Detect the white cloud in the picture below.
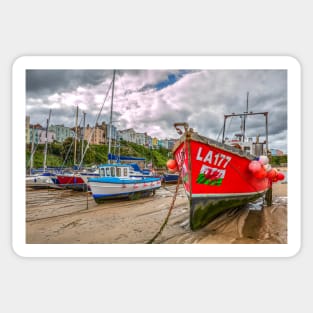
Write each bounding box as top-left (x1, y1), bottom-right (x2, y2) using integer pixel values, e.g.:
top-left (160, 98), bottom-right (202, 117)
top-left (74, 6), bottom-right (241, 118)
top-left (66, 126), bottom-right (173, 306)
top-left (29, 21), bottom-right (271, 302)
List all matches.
top-left (26, 69), bottom-right (287, 152)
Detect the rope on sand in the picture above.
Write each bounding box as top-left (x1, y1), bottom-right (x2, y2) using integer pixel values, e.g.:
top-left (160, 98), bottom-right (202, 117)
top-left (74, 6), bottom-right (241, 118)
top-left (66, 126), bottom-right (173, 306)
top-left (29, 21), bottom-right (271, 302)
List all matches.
top-left (146, 177), bottom-right (181, 244)
top-left (147, 146), bottom-right (186, 244)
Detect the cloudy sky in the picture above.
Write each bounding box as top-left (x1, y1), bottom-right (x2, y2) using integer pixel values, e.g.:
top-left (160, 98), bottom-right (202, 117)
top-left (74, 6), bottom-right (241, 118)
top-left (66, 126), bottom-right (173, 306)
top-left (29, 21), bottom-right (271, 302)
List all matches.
top-left (26, 69), bottom-right (287, 152)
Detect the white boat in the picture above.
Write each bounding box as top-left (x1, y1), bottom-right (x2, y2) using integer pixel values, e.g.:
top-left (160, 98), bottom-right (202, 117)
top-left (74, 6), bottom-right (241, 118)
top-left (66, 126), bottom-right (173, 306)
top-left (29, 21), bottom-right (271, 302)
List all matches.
top-left (88, 164), bottom-right (162, 203)
top-left (86, 70), bottom-right (162, 202)
top-left (26, 172), bottom-right (59, 189)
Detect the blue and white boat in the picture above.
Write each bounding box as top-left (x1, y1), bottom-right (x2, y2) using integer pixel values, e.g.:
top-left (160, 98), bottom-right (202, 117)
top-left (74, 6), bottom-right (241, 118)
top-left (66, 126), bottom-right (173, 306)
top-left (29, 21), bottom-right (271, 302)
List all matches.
top-left (87, 70), bottom-right (161, 203)
top-left (88, 164), bottom-right (162, 203)
top-left (161, 172), bottom-right (180, 184)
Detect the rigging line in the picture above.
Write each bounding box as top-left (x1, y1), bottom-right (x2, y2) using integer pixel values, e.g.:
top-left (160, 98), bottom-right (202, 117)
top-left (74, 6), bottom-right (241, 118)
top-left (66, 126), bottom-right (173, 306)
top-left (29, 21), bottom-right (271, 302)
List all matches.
top-left (60, 116), bottom-right (84, 169)
top-left (117, 70), bottom-right (129, 98)
top-left (225, 115), bottom-right (234, 137)
top-left (61, 133), bottom-right (75, 169)
top-left (78, 77), bottom-right (114, 168)
top-left (216, 124), bottom-right (224, 141)
top-left (27, 142), bottom-right (39, 168)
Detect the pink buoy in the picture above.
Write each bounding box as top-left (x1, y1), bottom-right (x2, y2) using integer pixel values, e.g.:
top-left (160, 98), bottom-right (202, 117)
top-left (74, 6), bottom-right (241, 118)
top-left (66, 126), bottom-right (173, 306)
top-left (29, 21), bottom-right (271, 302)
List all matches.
top-left (259, 155), bottom-right (269, 165)
top-left (248, 160), bottom-right (262, 173)
top-left (253, 167), bottom-right (267, 179)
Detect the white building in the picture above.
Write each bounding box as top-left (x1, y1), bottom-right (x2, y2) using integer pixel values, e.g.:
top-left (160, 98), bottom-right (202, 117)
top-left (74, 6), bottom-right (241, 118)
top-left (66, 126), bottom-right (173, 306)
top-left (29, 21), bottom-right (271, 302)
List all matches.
top-left (118, 128), bottom-right (137, 143)
top-left (134, 132), bottom-right (146, 145)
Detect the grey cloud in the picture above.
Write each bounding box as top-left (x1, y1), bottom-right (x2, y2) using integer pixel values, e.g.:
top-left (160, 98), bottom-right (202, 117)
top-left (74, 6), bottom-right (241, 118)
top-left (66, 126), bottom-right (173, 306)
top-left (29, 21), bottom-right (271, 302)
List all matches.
top-left (26, 70), bottom-right (110, 97)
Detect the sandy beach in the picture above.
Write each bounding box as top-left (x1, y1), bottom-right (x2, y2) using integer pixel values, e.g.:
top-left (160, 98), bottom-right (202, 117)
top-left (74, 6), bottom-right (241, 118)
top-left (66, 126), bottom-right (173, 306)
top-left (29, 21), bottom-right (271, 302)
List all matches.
top-left (26, 181), bottom-right (287, 244)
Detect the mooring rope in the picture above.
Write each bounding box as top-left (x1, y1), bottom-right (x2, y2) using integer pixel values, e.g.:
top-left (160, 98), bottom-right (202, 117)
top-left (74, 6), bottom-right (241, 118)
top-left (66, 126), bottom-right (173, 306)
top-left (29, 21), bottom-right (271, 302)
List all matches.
top-left (147, 147), bottom-right (186, 244)
top-left (146, 176), bottom-right (182, 244)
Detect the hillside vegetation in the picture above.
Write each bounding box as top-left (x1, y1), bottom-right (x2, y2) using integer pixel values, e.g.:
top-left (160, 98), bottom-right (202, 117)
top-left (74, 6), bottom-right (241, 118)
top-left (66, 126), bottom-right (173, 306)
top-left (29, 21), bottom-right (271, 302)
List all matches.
top-left (26, 138), bottom-right (288, 170)
top-left (26, 139), bottom-right (171, 169)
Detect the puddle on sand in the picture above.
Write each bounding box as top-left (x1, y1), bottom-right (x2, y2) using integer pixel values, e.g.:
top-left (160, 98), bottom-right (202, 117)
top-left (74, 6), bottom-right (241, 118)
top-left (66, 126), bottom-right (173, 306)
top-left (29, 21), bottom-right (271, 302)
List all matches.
top-left (163, 192), bottom-right (287, 244)
top-left (246, 198), bottom-right (265, 211)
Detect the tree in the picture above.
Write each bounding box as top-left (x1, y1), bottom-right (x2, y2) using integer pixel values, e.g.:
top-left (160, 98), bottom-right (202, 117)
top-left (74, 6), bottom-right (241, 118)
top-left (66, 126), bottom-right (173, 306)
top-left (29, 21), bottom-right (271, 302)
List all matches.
top-left (61, 137), bottom-right (75, 165)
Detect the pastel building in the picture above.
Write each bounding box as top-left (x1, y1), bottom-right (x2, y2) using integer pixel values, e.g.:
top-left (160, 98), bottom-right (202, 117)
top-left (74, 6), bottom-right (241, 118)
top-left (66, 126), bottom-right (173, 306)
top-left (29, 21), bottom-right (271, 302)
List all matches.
top-left (106, 123), bottom-right (117, 143)
top-left (29, 124), bottom-right (56, 144)
top-left (26, 116), bottom-right (30, 143)
top-left (152, 137), bottom-right (158, 148)
top-left (145, 135), bottom-right (152, 147)
top-left (83, 123), bottom-right (106, 145)
top-left (49, 124), bottom-right (73, 142)
top-left (135, 132), bottom-right (146, 145)
top-left (270, 148), bottom-right (285, 156)
top-left (158, 139), bottom-right (169, 149)
top-left (167, 139), bottom-right (177, 150)
top-left (118, 128), bottom-right (137, 143)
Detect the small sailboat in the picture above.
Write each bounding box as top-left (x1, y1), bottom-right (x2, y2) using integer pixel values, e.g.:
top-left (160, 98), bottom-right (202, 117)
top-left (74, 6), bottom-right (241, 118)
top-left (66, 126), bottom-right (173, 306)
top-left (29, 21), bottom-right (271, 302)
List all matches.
top-left (26, 110), bottom-right (60, 189)
top-left (55, 171), bottom-right (88, 191)
top-left (88, 70), bottom-right (162, 202)
top-left (26, 172), bottom-right (59, 189)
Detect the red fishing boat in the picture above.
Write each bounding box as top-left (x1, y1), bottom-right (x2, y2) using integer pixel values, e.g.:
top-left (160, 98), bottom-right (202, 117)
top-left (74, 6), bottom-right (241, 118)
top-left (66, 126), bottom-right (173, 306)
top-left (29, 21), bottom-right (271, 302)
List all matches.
top-left (172, 111), bottom-right (283, 230)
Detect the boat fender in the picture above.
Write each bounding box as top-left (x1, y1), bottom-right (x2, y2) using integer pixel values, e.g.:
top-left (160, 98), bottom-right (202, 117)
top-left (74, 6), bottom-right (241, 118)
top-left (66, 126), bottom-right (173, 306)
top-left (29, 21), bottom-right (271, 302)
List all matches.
top-left (259, 155), bottom-right (269, 165)
top-left (166, 159), bottom-right (178, 172)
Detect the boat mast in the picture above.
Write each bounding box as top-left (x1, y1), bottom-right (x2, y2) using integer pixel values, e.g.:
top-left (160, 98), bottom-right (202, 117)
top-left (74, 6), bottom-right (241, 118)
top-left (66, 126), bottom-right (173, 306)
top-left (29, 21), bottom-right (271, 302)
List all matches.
top-left (30, 124), bottom-right (35, 175)
top-left (78, 76), bottom-right (114, 169)
top-left (74, 105), bottom-right (79, 165)
top-left (81, 111), bottom-right (86, 166)
top-left (243, 92), bottom-right (249, 141)
top-left (43, 109), bottom-right (52, 172)
top-left (108, 69), bottom-right (116, 164)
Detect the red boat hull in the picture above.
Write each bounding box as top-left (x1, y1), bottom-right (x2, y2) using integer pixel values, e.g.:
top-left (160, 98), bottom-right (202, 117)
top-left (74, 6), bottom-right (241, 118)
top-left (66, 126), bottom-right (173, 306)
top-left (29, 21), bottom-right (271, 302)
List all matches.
top-left (173, 132), bottom-right (270, 230)
top-left (56, 174), bottom-right (87, 191)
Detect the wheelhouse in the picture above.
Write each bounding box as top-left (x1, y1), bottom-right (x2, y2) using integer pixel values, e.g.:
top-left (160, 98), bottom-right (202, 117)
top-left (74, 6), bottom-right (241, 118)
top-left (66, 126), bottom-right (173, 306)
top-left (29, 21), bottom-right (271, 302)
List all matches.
top-left (98, 164), bottom-right (130, 178)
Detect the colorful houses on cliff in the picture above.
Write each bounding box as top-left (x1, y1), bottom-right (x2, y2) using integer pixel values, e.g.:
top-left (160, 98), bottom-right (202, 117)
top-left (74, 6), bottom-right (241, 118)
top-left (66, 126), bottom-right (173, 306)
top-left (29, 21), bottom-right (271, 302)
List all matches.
top-left (25, 116), bottom-right (177, 150)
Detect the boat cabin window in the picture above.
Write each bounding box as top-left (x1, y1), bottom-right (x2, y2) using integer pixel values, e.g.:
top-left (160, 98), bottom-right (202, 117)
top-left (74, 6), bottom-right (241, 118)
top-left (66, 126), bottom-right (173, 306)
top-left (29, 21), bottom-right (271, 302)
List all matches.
top-left (114, 167), bottom-right (129, 177)
top-left (99, 168), bottom-right (106, 177)
top-left (106, 167), bottom-right (111, 176)
top-left (123, 168), bottom-right (128, 177)
top-left (110, 167), bottom-right (116, 177)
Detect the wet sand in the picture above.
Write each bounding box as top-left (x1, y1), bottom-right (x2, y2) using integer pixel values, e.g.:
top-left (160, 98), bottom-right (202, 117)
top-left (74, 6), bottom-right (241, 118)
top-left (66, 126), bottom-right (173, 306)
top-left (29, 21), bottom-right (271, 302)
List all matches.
top-left (26, 183), bottom-right (287, 244)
